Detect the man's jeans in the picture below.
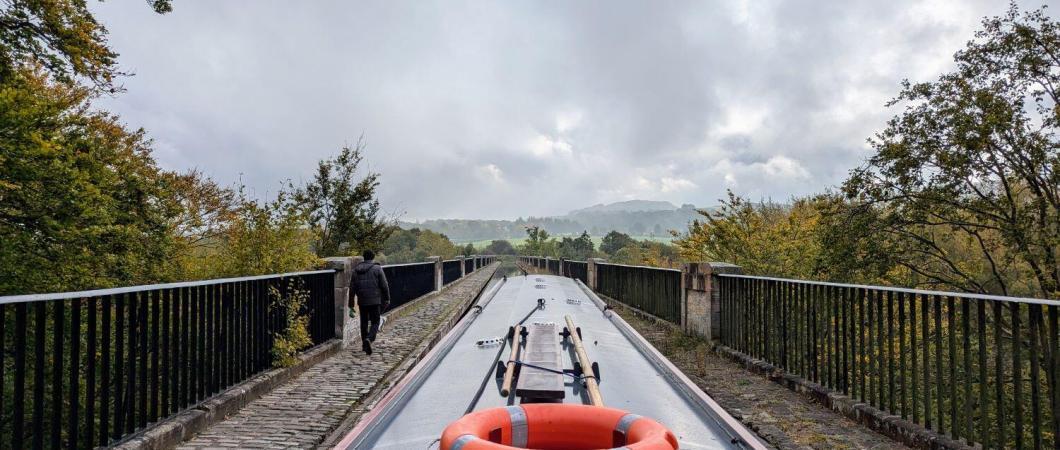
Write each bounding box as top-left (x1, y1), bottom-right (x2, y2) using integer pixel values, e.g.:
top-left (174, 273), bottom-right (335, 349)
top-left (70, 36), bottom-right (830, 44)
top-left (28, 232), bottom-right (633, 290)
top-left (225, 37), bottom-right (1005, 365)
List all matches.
top-left (359, 304), bottom-right (382, 343)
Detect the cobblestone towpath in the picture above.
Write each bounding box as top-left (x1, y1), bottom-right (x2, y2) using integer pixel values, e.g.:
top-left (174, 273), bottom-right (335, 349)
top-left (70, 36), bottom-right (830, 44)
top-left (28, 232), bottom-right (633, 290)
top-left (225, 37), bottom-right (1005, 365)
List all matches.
top-left (617, 304), bottom-right (909, 450)
top-left (177, 265), bottom-right (499, 449)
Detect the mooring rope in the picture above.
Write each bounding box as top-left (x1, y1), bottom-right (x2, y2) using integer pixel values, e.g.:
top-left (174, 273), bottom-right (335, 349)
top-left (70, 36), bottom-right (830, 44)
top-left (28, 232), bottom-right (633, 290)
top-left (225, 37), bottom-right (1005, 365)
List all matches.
top-left (463, 302), bottom-right (543, 414)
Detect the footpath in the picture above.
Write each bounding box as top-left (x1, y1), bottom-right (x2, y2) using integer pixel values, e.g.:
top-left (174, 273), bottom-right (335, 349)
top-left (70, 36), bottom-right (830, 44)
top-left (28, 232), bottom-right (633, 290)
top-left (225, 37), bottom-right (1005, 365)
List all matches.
top-left (175, 265), bottom-right (498, 449)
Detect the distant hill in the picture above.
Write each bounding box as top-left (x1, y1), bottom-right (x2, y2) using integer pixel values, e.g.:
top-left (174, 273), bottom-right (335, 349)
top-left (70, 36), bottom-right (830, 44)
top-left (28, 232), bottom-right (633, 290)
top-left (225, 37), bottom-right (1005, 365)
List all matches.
top-left (568, 200), bottom-right (677, 215)
top-left (400, 200), bottom-right (713, 243)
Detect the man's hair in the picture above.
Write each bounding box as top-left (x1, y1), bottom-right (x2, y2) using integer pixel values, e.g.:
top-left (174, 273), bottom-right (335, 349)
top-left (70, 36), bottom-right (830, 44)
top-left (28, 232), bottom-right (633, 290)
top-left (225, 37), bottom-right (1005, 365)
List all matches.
top-left (362, 249), bottom-right (375, 260)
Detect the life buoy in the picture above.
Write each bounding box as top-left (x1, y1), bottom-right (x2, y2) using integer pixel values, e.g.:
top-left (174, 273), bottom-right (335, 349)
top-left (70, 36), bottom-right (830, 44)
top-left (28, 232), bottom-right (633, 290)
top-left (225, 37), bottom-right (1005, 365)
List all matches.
top-left (440, 404), bottom-right (678, 450)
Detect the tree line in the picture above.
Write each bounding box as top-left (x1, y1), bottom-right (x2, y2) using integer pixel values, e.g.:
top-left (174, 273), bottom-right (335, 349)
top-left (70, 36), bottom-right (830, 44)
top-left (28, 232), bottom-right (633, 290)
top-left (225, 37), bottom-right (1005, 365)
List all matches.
top-left (0, 2), bottom-right (392, 296)
top-left (676, 5), bottom-right (1058, 300)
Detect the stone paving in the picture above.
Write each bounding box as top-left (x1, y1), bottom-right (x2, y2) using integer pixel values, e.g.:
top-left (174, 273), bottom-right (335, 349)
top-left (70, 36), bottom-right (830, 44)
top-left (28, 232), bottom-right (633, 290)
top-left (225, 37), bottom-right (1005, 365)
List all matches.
top-left (177, 265), bottom-right (498, 449)
top-left (616, 304), bottom-right (909, 450)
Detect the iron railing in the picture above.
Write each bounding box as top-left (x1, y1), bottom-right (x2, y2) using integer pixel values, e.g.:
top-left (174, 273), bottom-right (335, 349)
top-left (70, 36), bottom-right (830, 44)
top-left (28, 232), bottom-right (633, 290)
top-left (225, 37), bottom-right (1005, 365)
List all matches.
top-left (381, 262), bottom-right (436, 311)
top-left (464, 258), bottom-right (474, 274)
top-left (547, 259), bottom-right (560, 275)
top-left (717, 274), bottom-right (1060, 449)
top-left (442, 260), bottom-right (462, 285)
top-left (0, 270), bottom-right (335, 448)
top-left (596, 263), bottom-right (682, 323)
top-left (565, 261), bottom-right (588, 284)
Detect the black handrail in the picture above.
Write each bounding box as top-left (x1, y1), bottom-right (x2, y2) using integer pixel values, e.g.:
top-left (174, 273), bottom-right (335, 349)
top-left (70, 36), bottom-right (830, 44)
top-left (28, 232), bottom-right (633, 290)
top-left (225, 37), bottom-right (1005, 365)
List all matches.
top-left (0, 271), bottom-right (335, 448)
top-left (716, 275), bottom-right (1059, 449)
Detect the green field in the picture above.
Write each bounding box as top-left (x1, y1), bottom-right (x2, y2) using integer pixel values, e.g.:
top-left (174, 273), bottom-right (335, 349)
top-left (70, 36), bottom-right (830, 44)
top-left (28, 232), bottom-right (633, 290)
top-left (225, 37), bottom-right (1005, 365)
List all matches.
top-left (459, 234), bottom-right (675, 249)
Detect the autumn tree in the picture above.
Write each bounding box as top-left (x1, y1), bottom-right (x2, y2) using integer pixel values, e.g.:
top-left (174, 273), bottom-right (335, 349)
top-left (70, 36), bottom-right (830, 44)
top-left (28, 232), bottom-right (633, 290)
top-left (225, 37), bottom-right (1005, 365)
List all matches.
top-left (557, 231), bottom-right (595, 260)
top-left (520, 225), bottom-right (556, 256)
top-left (600, 230), bottom-right (636, 255)
top-left (843, 4), bottom-right (1060, 298)
top-left (0, 68), bottom-right (176, 294)
top-left (0, 0), bottom-right (171, 92)
top-left (292, 138), bottom-right (392, 257)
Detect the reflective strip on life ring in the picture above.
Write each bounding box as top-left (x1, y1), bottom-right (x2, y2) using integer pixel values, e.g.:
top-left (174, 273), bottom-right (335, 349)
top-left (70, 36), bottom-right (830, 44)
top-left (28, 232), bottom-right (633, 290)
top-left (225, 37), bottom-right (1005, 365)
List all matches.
top-left (439, 404), bottom-right (678, 450)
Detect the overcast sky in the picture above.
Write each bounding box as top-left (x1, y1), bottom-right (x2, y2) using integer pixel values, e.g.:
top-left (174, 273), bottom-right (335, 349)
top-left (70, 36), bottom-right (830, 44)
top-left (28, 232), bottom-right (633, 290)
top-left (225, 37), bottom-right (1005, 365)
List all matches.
top-left (90, 1), bottom-right (1045, 220)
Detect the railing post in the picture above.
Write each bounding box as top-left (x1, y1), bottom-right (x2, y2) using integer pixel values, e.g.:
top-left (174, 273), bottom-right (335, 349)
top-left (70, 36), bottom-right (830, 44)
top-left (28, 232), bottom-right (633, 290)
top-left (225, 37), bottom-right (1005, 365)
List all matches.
top-left (324, 256), bottom-right (356, 348)
top-left (682, 262), bottom-right (742, 341)
top-left (587, 258), bottom-right (605, 290)
top-left (458, 255), bottom-right (466, 277)
top-left (428, 256), bottom-right (443, 291)
top-left (559, 258), bottom-right (567, 277)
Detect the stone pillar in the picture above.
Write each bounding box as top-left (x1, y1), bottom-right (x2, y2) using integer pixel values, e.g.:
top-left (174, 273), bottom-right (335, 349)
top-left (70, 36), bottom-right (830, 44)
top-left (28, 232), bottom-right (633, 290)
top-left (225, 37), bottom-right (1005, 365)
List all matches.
top-left (683, 262), bottom-right (742, 341)
top-left (325, 256), bottom-right (356, 348)
top-left (428, 256), bottom-right (443, 291)
top-left (587, 258), bottom-right (606, 290)
top-left (458, 256), bottom-right (466, 277)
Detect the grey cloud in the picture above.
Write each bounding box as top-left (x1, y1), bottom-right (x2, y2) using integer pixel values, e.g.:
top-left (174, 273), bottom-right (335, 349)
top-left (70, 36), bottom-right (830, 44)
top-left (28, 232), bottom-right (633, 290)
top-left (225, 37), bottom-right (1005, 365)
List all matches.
top-left (90, 0), bottom-right (1047, 220)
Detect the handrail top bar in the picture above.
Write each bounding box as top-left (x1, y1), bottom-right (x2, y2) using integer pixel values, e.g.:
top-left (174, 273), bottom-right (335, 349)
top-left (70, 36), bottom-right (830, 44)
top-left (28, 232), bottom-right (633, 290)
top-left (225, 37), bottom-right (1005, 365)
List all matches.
top-left (0, 269), bottom-right (336, 305)
top-left (718, 273), bottom-right (1060, 306)
top-left (382, 261), bottom-right (436, 269)
top-left (597, 261), bottom-right (682, 273)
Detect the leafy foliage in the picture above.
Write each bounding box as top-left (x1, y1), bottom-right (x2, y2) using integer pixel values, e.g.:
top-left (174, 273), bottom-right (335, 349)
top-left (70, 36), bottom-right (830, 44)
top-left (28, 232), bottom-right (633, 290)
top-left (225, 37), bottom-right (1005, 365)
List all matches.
top-left (382, 227), bottom-right (459, 263)
top-left (0, 67), bottom-right (176, 295)
top-left (556, 231), bottom-right (595, 260)
top-left (518, 225), bottom-right (556, 256)
top-left (269, 280), bottom-right (313, 368)
top-left (292, 138), bottom-right (392, 258)
top-left (843, 4), bottom-right (1059, 298)
top-left (0, 0), bottom-right (169, 93)
top-left (483, 239), bottom-right (517, 255)
top-left (600, 230), bottom-right (637, 255)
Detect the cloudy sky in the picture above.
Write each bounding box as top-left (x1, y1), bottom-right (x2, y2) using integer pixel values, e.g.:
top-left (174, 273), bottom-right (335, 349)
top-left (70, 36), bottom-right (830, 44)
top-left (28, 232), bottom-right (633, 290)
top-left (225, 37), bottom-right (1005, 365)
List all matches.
top-left (90, 1), bottom-right (1045, 220)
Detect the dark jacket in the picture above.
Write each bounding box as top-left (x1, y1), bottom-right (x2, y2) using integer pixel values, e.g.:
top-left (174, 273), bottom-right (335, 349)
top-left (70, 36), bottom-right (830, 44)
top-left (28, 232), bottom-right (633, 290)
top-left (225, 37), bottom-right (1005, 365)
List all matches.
top-left (352, 260), bottom-right (390, 307)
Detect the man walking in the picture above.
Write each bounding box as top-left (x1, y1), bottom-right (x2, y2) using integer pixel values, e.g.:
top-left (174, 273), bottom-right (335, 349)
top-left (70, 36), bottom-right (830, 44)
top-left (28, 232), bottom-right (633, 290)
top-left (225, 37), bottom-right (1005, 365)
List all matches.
top-left (350, 249), bottom-right (390, 355)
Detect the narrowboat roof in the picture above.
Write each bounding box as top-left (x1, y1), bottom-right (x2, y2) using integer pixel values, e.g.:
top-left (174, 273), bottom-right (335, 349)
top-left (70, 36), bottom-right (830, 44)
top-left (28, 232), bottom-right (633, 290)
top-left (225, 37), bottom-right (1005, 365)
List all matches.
top-left (335, 274), bottom-right (765, 449)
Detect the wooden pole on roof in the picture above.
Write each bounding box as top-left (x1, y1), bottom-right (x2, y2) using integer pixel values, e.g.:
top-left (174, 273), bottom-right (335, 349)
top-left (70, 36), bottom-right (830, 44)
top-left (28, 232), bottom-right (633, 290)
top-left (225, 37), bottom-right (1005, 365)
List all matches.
top-left (564, 315), bottom-right (604, 406)
top-left (500, 325), bottom-right (523, 397)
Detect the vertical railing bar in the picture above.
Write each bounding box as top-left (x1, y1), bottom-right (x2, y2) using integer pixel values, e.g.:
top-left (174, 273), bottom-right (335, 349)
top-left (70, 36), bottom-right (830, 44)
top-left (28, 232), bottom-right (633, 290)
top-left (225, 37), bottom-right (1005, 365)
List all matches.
top-left (126, 293), bottom-right (137, 434)
top-left (924, 295), bottom-right (933, 430)
top-left (33, 301), bottom-right (46, 450)
top-left (14, 303), bottom-right (27, 450)
top-left (899, 291), bottom-right (907, 419)
top-left (935, 294), bottom-right (945, 434)
top-left (50, 300), bottom-right (65, 449)
top-left (1048, 305), bottom-right (1059, 450)
top-left (161, 289), bottom-right (170, 417)
top-left (68, 298), bottom-right (82, 449)
top-left (962, 298), bottom-right (972, 445)
top-left (100, 296), bottom-right (112, 446)
top-left (842, 286), bottom-right (850, 395)
top-left (197, 284), bottom-right (206, 402)
top-left (911, 293), bottom-right (919, 425)
top-left (948, 296), bottom-right (958, 441)
top-left (139, 291), bottom-right (149, 430)
top-left (0, 305), bottom-right (5, 449)
top-left (1030, 304), bottom-right (1042, 450)
top-left (86, 297), bottom-right (98, 448)
top-left (151, 289), bottom-right (160, 424)
top-left (888, 290), bottom-right (896, 415)
top-left (1014, 301), bottom-right (1024, 449)
top-left (995, 300), bottom-right (1007, 447)
top-left (863, 288), bottom-right (870, 405)
top-left (978, 299), bottom-right (989, 448)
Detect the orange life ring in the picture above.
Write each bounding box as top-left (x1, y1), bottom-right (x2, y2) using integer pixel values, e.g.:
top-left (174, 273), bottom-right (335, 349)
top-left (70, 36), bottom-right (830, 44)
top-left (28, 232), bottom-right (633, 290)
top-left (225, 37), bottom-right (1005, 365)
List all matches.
top-left (440, 404), bottom-right (678, 450)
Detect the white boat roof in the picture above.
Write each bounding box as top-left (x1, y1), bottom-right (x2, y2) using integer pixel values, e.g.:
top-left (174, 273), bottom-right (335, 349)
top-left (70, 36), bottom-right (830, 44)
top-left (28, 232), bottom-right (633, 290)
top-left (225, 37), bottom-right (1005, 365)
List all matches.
top-left (336, 274), bottom-right (765, 449)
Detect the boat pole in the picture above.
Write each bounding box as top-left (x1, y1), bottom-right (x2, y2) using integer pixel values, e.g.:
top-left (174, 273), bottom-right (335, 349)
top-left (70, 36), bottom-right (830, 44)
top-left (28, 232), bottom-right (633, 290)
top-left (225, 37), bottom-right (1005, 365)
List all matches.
top-left (500, 325), bottom-right (523, 397)
top-left (564, 315), bottom-right (604, 406)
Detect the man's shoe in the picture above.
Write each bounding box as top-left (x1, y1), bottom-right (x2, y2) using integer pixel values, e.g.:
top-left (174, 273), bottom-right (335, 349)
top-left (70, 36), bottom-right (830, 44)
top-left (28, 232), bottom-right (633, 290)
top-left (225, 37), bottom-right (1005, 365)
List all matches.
top-left (363, 340), bottom-right (373, 355)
